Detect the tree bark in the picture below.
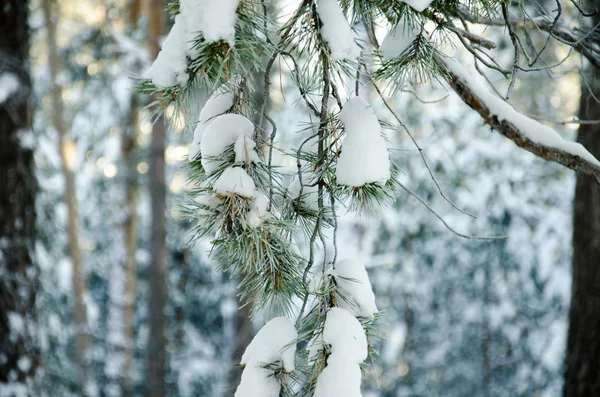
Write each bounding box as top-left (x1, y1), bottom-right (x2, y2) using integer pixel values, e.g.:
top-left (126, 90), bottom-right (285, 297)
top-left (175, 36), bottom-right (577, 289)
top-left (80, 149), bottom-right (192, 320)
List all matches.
top-left (0, 0), bottom-right (39, 392)
top-left (41, 0), bottom-right (90, 389)
top-left (564, 10), bottom-right (600, 395)
top-left (228, 297), bottom-right (254, 391)
top-left (146, 1), bottom-right (168, 396)
top-left (121, 1), bottom-right (142, 393)
top-left (564, 1), bottom-right (600, 393)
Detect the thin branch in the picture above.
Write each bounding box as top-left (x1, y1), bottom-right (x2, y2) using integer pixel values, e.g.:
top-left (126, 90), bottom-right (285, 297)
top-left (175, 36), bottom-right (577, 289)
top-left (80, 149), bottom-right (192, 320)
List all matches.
top-left (397, 182), bottom-right (507, 240)
top-left (366, 72), bottom-right (477, 219)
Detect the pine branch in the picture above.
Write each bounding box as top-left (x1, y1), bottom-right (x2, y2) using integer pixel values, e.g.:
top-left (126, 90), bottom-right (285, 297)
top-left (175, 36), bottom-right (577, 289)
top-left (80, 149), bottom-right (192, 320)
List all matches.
top-left (443, 58), bottom-right (600, 183)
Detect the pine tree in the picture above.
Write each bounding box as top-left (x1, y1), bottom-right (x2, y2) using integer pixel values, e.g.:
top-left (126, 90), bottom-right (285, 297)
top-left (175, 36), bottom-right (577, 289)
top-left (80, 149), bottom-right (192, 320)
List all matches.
top-left (140, 0), bottom-right (600, 395)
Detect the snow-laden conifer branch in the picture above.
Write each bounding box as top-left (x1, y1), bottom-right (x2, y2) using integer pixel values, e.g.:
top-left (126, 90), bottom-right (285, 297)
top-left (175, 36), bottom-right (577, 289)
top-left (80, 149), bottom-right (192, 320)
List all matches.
top-left (442, 57), bottom-right (600, 183)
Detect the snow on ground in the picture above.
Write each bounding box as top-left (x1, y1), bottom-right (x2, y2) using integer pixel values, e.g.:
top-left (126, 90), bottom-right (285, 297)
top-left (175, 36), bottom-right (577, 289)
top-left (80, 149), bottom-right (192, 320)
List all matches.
top-left (337, 97), bottom-right (391, 186)
top-left (442, 57), bottom-right (600, 167)
top-left (316, 0), bottom-right (361, 61)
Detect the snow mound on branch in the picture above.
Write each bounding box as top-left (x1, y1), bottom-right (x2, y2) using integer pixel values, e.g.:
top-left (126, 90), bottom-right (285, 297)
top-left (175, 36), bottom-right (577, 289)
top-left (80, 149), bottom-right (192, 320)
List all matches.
top-left (247, 191), bottom-right (270, 228)
top-left (189, 88), bottom-right (235, 160)
top-left (143, 0), bottom-right (241, 88)
top-left (288, 171), bottom-right (319, 211)
top-left (235, 135), bottom-right (260, 164)
top-left (380, 22), bottom-right (420, 59)
top-left (316, 0), bottom-right (361, 61)
top-left (181, 0), bottom-right (240, 47)
top-left (332, 258), bottom-right (378, 318)
top-left (336, 97), bottom-right (391, 186)
top-left (235, 366), bottom-right (280, 397)
top-left (401, 0), bottom-right (434, 12)
top-left (213, 166), bottom-right (255, 197)
top-left (314, 355), bottom-right (363, 397)
top-left (142, 15), bottom-right (189, 88)
top-left (314, 307), bottom-right (367, 397)
top-left (235, 317), bottom-right (298, 397)
top-left (200, 113), bottom-right (254, 174)
top-left (443, 58), bottom-right (600, 168)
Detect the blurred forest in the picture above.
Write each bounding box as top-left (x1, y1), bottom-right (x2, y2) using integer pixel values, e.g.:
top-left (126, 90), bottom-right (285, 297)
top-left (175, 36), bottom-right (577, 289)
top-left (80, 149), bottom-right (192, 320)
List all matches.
top-left (1, 0), bottom-right (599, 396)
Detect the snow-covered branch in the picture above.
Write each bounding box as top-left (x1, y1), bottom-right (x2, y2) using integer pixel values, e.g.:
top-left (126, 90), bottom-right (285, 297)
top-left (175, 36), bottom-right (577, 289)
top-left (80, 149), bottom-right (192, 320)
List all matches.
top-left (442, 57), bottom-right (600, 182)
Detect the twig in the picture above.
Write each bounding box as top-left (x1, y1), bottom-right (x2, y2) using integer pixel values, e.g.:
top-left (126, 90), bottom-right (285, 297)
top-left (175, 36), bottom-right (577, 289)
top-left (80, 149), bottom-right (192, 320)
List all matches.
top-left (398, 182), bottom-right (508, 240)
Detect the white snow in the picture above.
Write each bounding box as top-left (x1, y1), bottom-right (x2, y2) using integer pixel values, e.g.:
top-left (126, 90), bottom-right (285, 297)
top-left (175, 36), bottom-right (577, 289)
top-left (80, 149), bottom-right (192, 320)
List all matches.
top-left (401, 0), bottom-right (434, 12)
top-left (288, 171), bottom-right (320, 211)
top-left (331, 258), bottom-right (378, 318)
top-left (0, 73), bottom-right (19, 104)
top-left (313, 355), bottom-right (363, 397)
top-left (337, 97), bottom-right (391, 186)
top-left (189, 88), bottom-right (235, 161)
top-left (380, 22), bottom-right (420, 59)
top-left (142, 14), bottom-right (189, 88)
top-left (213, 166), bottom-right (256, 197)
top-left (180, 0), bottom-right (240, 48)
top-left (316, 0), bottom-right (361, 61)
top-left (313, 307), bottom-right (368, 397)
top-left (322, 307), bottom-right (368, 362)
top-left (235, 317), bottom-right (298, 397)
top-left (443, 58), bottom-right (600, 167)
top-left (200, 113), bottom-right (254, 174)
top-left (246, 191), bottom-right (270, 228)
top-left (143, 0), bottom-right (241, 88)
top-left (234, 135), bottom-right (260, 164)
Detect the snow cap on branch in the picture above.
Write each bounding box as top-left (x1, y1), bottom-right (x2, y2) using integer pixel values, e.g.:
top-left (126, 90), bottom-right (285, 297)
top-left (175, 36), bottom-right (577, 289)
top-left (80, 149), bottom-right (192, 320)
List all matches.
top-left (235, 135), bottom-right (260, 164)
top-left (235, 317), bottom-right (298, 397)
top-left (316, 0), bottom-right (361, 61)
top-left (314, 307), bottom-right (368, 397)
top-left (200, 113), bottom-right (254, 174)
top-left (213, 166), bottom-right (256, 197)
top-left (142, 15), bottom-right (189, 88)
top-left (337, 97), bottom-right (391, 187)
top-left (143, 0), bottom-right (241, 88)
top-left (246, 191), bottom-right (270, 228)
top-left (180, 0), bottom-right (240, 48)
top-left (331, 258), bottom-right (378, 318)
top-left (189, 87), bottom-right (236, 160)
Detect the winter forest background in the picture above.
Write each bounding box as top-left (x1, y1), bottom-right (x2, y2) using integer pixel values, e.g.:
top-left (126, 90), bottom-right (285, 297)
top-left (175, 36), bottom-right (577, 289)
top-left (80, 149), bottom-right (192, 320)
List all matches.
top-left (1, 0), bottom-right (600, 396)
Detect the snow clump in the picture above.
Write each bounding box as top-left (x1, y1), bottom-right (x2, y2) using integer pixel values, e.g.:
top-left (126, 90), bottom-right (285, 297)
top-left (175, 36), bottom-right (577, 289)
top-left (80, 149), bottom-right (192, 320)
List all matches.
top-left (313, 307), bottom-right (368, 397)
top-left (316, 0), bottom-right (361, 61)
top-left (235, 317), bottom-right (298, 397)
top-left (336, 97), bottom-right (391, 187)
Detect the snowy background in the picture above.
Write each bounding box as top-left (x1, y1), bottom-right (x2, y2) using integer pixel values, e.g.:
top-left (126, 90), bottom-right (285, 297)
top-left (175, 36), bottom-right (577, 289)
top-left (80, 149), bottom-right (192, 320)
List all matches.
top-left (18, 0), bottom-right (581, 395)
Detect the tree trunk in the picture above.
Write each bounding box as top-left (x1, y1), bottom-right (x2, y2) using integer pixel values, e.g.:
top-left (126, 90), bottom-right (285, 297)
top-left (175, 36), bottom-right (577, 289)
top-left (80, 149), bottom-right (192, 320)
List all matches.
top-left (0, 0), bottom-right (39, 392)
top-left (146, 1), bottom-right (168, 396)
top-left (41, 0), bottom-right (90, 390)
top-left (564, 2), bottom-right (600, 394)
top-left (228, 297), bottom-right (254, 391)
top-left (122, 1), bottom-right (142, 393)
